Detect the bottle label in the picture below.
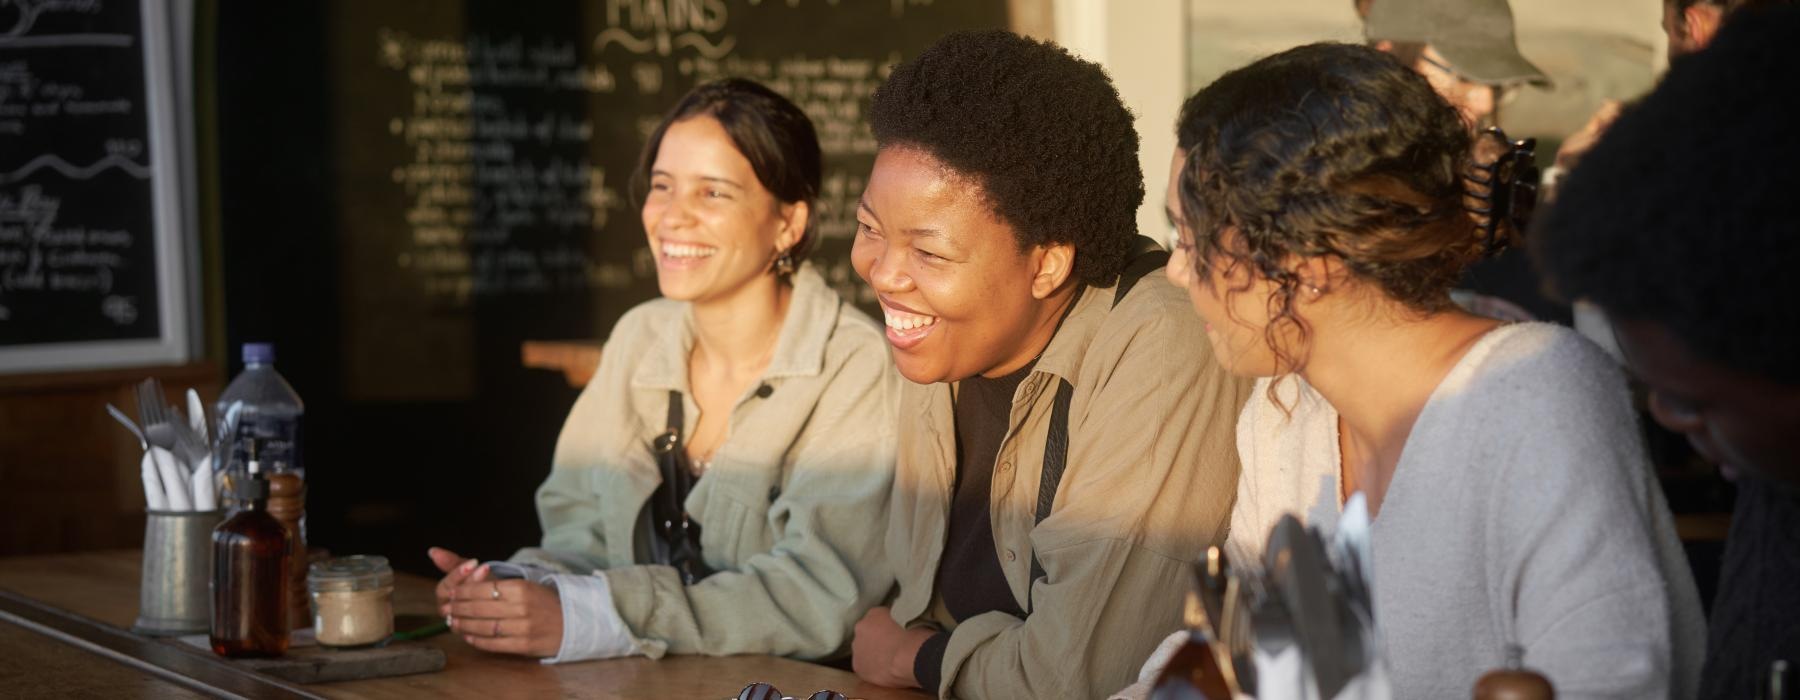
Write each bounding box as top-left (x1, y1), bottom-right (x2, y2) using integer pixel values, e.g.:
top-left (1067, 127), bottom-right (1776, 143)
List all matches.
top-left (231, 416), bottom-right (304, 476)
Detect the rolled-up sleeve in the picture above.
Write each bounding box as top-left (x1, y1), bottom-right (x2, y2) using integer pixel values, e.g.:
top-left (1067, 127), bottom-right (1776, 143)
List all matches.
top-left (540, 573), bottom-right (643, 663)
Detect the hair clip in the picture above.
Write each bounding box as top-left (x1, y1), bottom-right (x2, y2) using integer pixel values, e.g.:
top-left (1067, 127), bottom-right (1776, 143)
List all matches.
top-left (1463, 127), bottom-right (1541, 256)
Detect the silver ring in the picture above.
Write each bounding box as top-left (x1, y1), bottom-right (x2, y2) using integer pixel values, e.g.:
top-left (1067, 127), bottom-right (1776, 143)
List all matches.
top-left (491, 581), bottom-right (501, 600)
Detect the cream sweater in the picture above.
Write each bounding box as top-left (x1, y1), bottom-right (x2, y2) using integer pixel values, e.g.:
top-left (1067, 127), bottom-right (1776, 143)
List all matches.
top-left (1226, 323), bottom-right (1705, 699)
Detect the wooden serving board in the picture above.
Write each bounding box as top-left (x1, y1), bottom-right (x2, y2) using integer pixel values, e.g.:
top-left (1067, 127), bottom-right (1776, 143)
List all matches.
top-left (177, 628), bottom-right (446, 684)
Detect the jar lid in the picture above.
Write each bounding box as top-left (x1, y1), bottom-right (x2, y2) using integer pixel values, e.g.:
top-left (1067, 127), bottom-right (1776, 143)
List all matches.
top-left (308, 555), bottom-right (394, 592)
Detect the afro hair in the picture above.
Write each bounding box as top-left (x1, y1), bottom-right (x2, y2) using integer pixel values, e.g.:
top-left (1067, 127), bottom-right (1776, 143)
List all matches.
top-left (1532, 5), bottom-right (1800, 384)
top-left (868, 30), bottom-right (1145, 288)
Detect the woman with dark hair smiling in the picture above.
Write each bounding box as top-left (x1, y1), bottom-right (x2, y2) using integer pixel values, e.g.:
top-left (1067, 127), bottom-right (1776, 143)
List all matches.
top-left (424, 78), bottom-right (900, 664)
top-left (847, 31), bottom-right (1251, 698)
top-left (1161, 43), bottom-right (1703, 697)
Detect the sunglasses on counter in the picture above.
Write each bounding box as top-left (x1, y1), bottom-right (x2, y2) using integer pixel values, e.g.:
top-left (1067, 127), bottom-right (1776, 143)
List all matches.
top-left (736, 682), bottom-right (849, 700)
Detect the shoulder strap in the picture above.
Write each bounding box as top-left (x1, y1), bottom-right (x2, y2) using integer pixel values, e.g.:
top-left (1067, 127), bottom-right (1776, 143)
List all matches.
top-left (1030, 379), bottom-right (1076, 590)
top-left (665, 389), bottom-right (684, 434)
top-left (1028, 240), bottom-right (1170, 602)
top-left (1113, 237), bottom-right (1170, 310)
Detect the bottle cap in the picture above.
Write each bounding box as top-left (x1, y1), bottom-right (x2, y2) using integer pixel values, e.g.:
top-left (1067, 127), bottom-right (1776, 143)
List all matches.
top-left (238, 438), bottom-right (269, 500)
top-left (242, 342), bottom-right (275, 365)
top-left (308, 556), bottom-right (394, 593)
top-left (236, 469), bottom-right (270, 500)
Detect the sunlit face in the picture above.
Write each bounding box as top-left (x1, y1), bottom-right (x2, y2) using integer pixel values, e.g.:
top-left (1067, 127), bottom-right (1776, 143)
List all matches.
top-left (1163, 150), bottom-right (1292, 378)
top-left (851, 146), bottom-right (1060, 384)
top-left (641, 116), bottom-right (799, 303)
top-left (1414, 45), bottom-right (1498, 130)
top-left (1613, 317), bottom-right (1800, 492)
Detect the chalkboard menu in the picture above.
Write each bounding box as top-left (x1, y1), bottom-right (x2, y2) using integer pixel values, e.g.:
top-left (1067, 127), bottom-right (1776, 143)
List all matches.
top-left (213, 1), bottom-right (1015, 568)
top-left (0, 0), bottom-right (190, 370)
top-left (315, 0), bottom-right (1010, 400)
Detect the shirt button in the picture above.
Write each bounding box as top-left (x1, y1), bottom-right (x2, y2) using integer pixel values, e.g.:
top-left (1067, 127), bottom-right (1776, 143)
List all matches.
top-left (1004, 549), bottom-right (1016, 562)
top-left (998, 460), bottom-right (1012, 473)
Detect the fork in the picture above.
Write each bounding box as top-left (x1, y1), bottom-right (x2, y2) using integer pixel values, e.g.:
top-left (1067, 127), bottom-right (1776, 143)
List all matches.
top-left (138, 379), bottom-right (200, 459)
top-left (164, 403), bottom-right (211, 468)
top-left (135, 379), bottom-right (170, 449)
top-left (138, 382), bottom-right (177, 454)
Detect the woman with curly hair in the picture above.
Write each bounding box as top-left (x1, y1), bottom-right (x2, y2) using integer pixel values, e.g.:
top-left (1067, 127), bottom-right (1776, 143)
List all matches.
top-left (847, 30), bottom-right (1252, 697)
top-left (1159, 42), bottom-right (1704, 696)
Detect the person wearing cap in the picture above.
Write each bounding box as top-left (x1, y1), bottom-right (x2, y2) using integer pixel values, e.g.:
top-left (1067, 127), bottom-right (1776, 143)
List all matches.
top-left (1361, 0), bottom-right (1550, 131)
top-left (1359, 0), bottom-right (1574, 329)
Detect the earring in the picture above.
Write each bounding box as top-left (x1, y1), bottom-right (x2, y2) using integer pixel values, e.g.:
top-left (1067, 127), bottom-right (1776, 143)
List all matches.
top-left (773, 250), bottom-right (796, 276)
top-left (1307, 285), bottom-right (1323, 297)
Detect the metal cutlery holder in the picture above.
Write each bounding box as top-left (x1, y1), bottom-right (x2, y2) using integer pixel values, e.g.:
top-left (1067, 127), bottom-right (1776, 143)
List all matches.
top-left (133, 509), bottom-right (223, 636)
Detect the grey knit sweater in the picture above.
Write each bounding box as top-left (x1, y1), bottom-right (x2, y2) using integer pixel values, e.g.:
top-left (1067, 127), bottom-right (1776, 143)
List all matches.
top-left (1226, 323), bottom-right (1705, 699)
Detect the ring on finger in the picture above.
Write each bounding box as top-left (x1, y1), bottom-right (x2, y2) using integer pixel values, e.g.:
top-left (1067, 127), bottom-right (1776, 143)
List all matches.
top-left (492, 619), bottom-right (501, 637)
top-left (491, 581), bottom-right (501, 600)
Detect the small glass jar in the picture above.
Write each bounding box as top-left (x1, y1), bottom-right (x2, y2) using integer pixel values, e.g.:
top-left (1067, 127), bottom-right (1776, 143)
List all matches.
top-left (307, 555), bottom-right (394, 648)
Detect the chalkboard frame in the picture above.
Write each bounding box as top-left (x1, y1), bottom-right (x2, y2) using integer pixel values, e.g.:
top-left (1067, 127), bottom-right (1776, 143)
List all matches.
top-left (0, 0), bottom-right (194, 373)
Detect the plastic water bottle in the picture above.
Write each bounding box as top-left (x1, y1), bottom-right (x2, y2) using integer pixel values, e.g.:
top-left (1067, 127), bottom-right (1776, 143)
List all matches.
top-left (217, 343), bottom-right (305, 511)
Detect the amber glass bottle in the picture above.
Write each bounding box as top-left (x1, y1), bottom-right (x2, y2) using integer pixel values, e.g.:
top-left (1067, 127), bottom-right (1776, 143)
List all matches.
top-left (1150, 631), bottom-right (1236, 699)
top-left (210, 451), bottom-right (290, 657)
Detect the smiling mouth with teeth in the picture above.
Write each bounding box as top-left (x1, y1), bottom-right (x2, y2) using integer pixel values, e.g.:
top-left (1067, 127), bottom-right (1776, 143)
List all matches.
top-left (883, 309), bottom-right (938, 331)
top-left (660, 242), bottom-right (718, 260)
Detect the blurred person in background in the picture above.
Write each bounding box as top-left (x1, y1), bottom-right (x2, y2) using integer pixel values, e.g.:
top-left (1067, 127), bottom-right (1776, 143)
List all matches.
top-left (1360, 0), bottom-right (1567, 326)
top-left (1358, 0), bottom-right (1550, 131)
top-left (1554, 0), bottom-right (1796, 180)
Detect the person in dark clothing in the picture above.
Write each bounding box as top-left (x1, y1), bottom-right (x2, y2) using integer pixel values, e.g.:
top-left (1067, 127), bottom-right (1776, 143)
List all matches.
top-left (1532, 7), bottom-right (1800, 698)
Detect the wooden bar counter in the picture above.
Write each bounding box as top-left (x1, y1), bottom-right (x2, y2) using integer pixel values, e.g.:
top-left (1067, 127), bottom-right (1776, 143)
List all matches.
top-left (0, 550), bottom-right (929, 699)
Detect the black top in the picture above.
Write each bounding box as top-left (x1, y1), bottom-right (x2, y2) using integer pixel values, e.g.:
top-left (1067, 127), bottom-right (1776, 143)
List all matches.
top-left (1699, 478), bottom-right (1800, 700)
top-left (914, 359), bottom-right (1036, 691)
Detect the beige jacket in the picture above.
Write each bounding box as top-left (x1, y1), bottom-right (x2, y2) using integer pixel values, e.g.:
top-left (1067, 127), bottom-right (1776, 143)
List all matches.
top-left (887, 270), bottom-right (1252, 699)
top-left (524, 265), bottom-right (901, 660)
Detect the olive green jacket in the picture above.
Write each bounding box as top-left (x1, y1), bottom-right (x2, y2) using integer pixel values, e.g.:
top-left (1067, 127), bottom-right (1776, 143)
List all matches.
top-left (522, 265), bottom-right (901, 660)
top-left (886, 269), bottom-right (1251, 698)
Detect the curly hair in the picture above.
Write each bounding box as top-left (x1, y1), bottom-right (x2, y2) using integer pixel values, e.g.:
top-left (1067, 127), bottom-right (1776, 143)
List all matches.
top-left (868, 30), bottom-right (1144, 287)
top-left (1175, 42), bottom-right (1504, 377)
top-left (634, 78), bottom-right (823, 273)
top-left (1534, 5), bottom-right (1800, 385)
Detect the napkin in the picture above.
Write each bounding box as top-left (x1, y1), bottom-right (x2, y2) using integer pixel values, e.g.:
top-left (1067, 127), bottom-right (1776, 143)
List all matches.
top-left (140, 446), bottom-right (218, 512)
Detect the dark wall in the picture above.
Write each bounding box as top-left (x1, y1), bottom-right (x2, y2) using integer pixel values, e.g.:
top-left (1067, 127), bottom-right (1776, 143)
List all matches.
top-left (212, 1), bottom-right (1010, 574)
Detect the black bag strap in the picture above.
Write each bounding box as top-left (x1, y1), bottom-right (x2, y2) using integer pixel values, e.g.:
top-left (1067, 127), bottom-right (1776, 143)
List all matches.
top-left (1029, 241), bottom-right (1170, 596)
top-left (665, 389), bottom-right (684, 433)
top-left (646, 390), bottom-right (714, 584)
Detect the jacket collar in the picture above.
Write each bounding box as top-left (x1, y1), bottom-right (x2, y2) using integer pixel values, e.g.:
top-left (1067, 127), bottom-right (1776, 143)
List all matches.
top-left (630, 263), bottom-right (841, 392)
top-left (1033, 282), bottom-right (1111, 386)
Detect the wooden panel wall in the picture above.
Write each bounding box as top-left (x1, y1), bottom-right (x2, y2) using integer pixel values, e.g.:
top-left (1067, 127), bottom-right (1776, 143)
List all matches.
top-left (0, 364), bottom-right (220, 556)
